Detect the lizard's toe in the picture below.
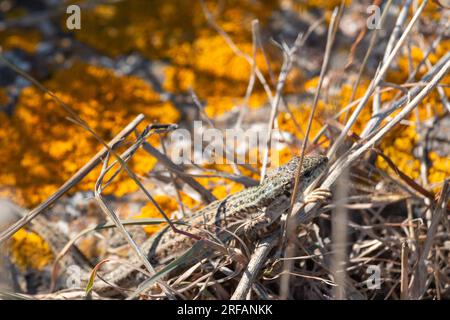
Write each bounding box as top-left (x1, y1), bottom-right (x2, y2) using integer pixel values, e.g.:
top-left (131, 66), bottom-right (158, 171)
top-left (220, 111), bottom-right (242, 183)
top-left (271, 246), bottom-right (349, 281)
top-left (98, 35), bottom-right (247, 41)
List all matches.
top-left (304, 187), bottom-right (332, 204)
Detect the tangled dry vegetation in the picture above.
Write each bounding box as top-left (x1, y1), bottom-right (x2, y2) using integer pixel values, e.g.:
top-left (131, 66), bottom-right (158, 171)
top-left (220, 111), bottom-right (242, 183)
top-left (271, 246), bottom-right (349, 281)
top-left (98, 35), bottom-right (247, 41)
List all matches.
top-left (0, 0), bottom-right (448, 300)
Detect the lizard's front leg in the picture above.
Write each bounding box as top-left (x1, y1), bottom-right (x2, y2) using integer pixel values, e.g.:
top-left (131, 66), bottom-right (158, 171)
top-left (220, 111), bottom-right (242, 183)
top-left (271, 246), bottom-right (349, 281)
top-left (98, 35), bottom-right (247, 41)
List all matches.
top-left (303, 187), bottom-right (332, 204)
top-left (243, 195), bottom-right (291, 240)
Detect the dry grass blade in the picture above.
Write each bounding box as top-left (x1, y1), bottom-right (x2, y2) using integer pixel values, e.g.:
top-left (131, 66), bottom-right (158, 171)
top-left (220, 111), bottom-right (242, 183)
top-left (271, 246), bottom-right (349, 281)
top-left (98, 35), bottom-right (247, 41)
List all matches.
top-left (0, 54), bottom-right (178, 248)
top-left (347, 0), bottom-right (394, 106)
top-left (328, 0), bottom-right (429, 157)
top-left (231, 231), bottom-right (280, 300)
top-left (51, 218), bottom-right (167, 275)
top-left (298, 56), bottom-right (450, 225)
top-left (2, 0), bottom-right (448, 301)
top-left (400, 241), bottom-right (409, 300)
top-left (142, 142), bottom-right (216, 203)
top-left (362, 52), bottom-right (450, 138)
top-left (281, 5), bottom-right (342, 300)
top-left (372, 0), bottom-right (413, 116)
top-left (93, 134), bottom-right (177, 298)
top-left (410, 180), bottom-right (449, 299)
top-left (127, 240), bottom-right (211, 299)
top-left (331, 168), bottom-right (349, 300)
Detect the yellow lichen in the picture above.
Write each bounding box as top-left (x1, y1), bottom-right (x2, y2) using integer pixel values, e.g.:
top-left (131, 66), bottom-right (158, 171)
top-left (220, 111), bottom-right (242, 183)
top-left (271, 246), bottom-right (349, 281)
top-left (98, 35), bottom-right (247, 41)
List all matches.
top-left (299, 0), bottom-right (351, 10)
top-left (0, 88), bottom-right (9, 107)
top-left (70, 0), bottom-right (276, 59)
top-left (377, 124), bottom-right (421, 180)
top-left (421, 0), bottom-right (442, 21)
top-left (0, 2), bottom-right (447, 211)
top-left (68, 0), bottom-right (278, 117)
top-left (0, 62), bottom-right (179, 207)
top-left (135, 193), bottom-right (198, 234)
top-left (164, 34), bottom-right (272, 117)
top-left (278, 78), bottom-right (372, 146)
top-left (280, 59), bottom-right (449, 187)
top-left (428, 152), bottom-right (450, 189)
top-left (377, 43), bottom-right (449, 184)
top-left (0, 29), bottom-right (42, 54)
top-left (9, 229), bottom-right (53, 271)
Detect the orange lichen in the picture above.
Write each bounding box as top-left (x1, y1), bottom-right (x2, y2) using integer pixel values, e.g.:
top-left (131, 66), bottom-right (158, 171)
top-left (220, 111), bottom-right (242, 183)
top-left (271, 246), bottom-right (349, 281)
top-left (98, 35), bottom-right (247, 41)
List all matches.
top-left (421, 0), bottom-right (442, 21)
top-left (0, 29), bottom-right (42, 54)
top-left (377, 43), bottom-right (449, 185)
top-left (135, 193), bottom-right (198, 234)
top-left (377, 124), bottom-right (421, 180)
top-left (164, 34), bottom-right (272, 117)
top-left (280, 59), bottom-right (449, 188)
top-left (0, 88), bottom-right (9, 106)
top-left (278, 77), bottom-right (372, 146)
top-left (299, 0), bottom-right (351, 10)
top-left (70, 0), bottom-right (276, 60)
top-left (211, 181), bottom-right (245, 200)
top-left (0, 1), bottom-right (447, 210)
top-left (278, 103), bottom-right (326, 141)
top-left (0, 62), bottom-right (179, 207)
top-left (9, 228), bottom-right (53, 271)
top-left (428, 152), bottom-right (450, 188)
top-left (68, 0), bottom-right (279, 117)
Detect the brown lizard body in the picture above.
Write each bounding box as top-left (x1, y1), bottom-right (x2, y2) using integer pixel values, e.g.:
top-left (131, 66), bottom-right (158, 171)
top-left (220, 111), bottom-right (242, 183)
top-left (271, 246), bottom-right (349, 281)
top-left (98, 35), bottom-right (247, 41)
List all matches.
top-left (93, 155), bottom-right (328, 296)
top-left (7, 155), bottom-right (328, 297)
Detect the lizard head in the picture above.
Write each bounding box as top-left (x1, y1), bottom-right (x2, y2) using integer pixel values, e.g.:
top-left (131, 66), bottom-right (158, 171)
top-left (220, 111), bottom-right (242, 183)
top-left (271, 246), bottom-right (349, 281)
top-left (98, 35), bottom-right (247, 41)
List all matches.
top-left (264, 154), bottom-right (328, 195)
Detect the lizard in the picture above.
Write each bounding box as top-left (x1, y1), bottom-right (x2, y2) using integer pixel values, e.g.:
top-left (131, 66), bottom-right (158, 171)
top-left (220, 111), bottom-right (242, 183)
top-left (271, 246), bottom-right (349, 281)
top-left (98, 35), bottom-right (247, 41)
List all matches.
top-left (2, 155), bottom-right (328, 297)
top-left (91, 154), bottom-right (329, 297)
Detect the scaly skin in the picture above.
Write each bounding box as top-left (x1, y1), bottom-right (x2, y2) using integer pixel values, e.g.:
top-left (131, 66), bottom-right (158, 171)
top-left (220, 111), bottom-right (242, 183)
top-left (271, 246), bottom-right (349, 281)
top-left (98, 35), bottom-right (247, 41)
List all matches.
top-left (14, 155), bottom-right (328, 296)
top-left (93, 155), bottom-right (328, 296)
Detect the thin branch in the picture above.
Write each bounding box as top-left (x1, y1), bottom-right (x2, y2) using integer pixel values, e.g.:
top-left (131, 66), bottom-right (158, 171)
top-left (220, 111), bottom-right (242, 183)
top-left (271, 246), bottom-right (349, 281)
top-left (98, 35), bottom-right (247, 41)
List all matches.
top-left (295, 57), bottom-right (450, 225)
top-left (142, 142), bottom-right (216, 203)
top-left (327, 0), bottom-right (429, 158)
top-left (231, 232), bottom-right (279, 300)
top-left (280, 5), bottom-right (342, 300)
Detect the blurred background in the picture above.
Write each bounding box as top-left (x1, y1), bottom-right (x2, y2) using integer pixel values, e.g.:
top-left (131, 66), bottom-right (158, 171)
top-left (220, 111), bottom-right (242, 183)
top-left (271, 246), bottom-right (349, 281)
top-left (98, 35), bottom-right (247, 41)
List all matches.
top-left (0, 0), bottom-right (448, 299)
